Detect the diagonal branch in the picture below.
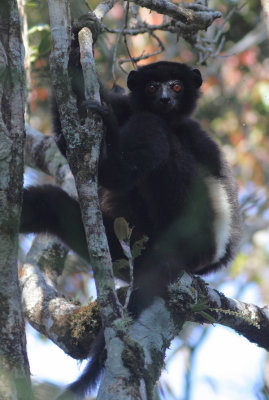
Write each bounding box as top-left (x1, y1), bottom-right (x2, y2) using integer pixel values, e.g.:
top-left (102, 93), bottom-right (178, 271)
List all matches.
top-left (169, 273), bottom-right (269, 350)
top-left (94, 0), bottom-right (118, 20)
top-left (21, 266), bottom-right (269, 364)
top-left (24, 124), bottom-right (75, 192)
top-left (20, 236), bottom-right (101, 359)
top-left (130, 0), bottom-right (221, 30)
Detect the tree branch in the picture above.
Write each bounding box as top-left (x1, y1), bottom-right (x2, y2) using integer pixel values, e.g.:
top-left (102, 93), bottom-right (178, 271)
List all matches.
top-left (22, 124), bottom-right (80, 293)
top-left (24, 124), bottom-right (76, 194)
top-left (130, 0), bottom-right (221, 30)
top-left (47, 3), bottom-right (139, 398)
top-left (72, 0), bottom-right (223, 66)
top-left (94, 0), bottom-right (118, 21)
top-left (21, 265), bottom-right (269, 381)
top-left (47, 1), bottom-right (120, 318)
top-left (169, 273), bottom-right (269, 350)
top-left (20, 236), bottom-right (101, 359)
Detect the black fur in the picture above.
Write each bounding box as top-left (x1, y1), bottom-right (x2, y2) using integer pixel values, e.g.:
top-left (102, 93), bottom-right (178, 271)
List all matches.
top-left (21, 61), bottom-right (242, 399)
top-left (56, 332), bottom-right (105, 400)
top-left (21, 185), bottom-right (89, 261)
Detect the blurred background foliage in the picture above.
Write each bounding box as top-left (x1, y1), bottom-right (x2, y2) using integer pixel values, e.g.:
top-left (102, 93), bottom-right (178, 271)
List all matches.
top-left (23, 0), bottom-right (269, 399)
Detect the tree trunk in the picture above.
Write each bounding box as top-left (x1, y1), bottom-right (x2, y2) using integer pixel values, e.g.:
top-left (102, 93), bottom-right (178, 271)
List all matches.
top-left (0, 1), bottom-right (33, 399)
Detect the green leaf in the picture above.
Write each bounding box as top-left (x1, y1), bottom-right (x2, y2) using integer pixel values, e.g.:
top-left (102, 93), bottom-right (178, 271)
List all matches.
top-left (29, 46), bottom-right (38, 63)
top-left (26, 2), bottom-right (38, 7)
top-left (38, 30), bottom-right (51, 56)
top-left (131, 235), bottom-right (149, 259)
top-left (26, 0), bottom-right (39, 7)
top-left (114, 217), bottom-right (130, 241)
top-left (198, 311), bottom-right (216, 324)
top-left (191, 301), bottom-right (209, 312)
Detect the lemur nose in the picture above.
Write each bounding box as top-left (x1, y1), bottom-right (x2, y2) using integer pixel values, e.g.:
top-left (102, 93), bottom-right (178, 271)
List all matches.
top-left (160, 97), bottom-right (170, 104)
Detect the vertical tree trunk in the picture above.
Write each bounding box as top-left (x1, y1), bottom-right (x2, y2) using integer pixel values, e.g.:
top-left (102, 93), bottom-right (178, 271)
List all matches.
top-left (0, 1), bottom-right (33, 399)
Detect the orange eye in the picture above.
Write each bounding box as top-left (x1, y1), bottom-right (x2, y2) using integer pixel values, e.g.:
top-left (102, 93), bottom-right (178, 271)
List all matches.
top-left (172, 83), bottom-right (182, 93)
top-left (146, 84), bottom-right (157, 94)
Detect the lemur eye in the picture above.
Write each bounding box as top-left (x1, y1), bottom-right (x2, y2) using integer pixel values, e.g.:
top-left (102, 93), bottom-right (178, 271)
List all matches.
top-left (172, 83), bottom-right (182, 93)
top-left (146, 84), bottom-right (157, 94)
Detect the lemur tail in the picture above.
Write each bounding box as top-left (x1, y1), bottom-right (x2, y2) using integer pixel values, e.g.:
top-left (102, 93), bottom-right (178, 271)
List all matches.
top-left (56, 332), bottom-right (105, 400)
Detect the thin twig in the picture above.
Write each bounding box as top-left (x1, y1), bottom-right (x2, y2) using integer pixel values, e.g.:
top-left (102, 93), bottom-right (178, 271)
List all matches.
top-left (119, 30), bottom-right (165, 68)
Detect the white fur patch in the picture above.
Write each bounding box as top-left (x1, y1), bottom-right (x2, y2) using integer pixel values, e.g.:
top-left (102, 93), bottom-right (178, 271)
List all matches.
top-left (205, 177), bottom-right (232, 263)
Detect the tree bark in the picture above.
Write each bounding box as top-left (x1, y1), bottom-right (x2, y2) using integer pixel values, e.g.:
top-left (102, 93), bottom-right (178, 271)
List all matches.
top-left (0, 1), bottom-right (33, 399)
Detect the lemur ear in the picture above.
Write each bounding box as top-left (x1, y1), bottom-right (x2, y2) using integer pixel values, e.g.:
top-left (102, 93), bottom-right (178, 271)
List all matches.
top-left (192, 68), bottom-right (203, 88)
top-left (127, 70), bottom-right (138, 91)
